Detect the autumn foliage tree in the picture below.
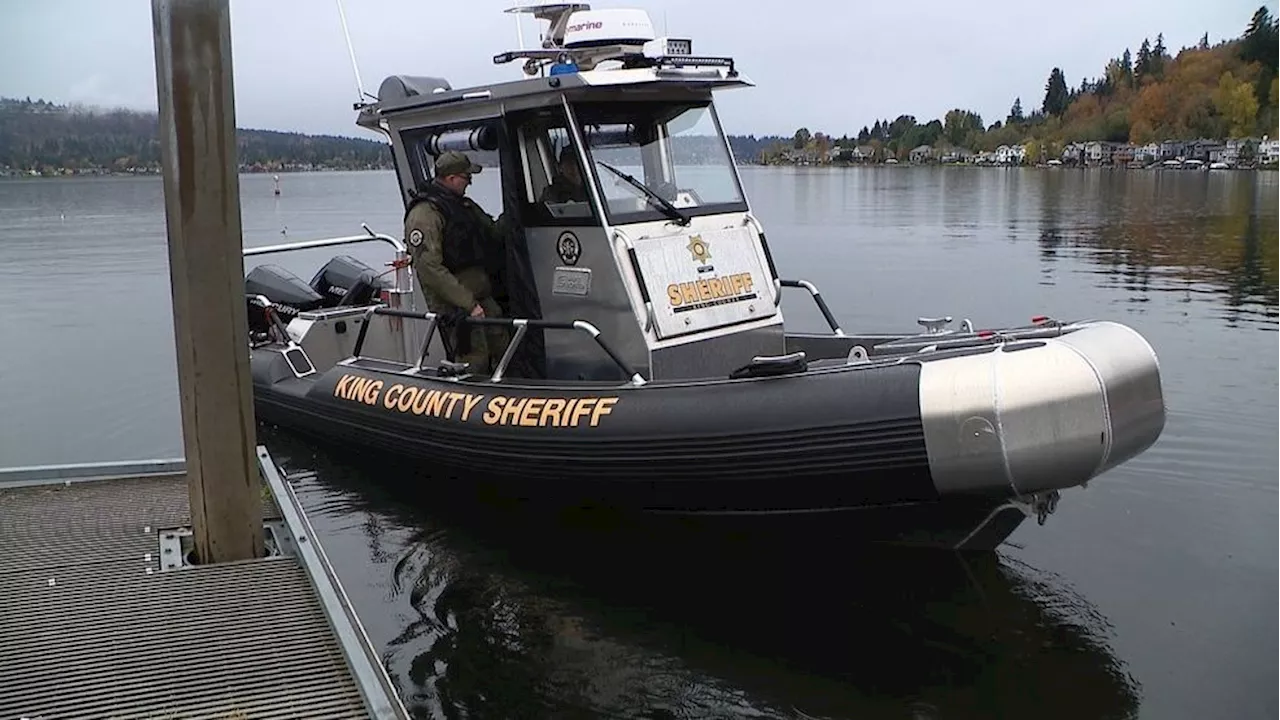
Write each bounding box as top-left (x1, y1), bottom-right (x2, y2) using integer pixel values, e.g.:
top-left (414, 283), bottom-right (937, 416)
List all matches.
top-left (790, 6), bottom-right (1278, 162)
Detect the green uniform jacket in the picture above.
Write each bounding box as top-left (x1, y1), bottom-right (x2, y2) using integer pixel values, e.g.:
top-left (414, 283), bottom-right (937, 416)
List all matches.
top-left (404, 194), bottom-right (510, 312)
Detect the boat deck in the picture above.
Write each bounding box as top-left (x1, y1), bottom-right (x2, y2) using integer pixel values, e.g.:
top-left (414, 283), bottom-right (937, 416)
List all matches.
top-left (0, 450), bottom-right (407, 720)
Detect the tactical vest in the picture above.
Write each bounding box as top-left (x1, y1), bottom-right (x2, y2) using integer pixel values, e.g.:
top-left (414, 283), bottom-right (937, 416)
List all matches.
top-left (407, 182), bottom-right (488, 274)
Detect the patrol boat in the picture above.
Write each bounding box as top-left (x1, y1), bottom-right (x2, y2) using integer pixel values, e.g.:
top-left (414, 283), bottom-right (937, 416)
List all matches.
top-left (243, 2), bottom-right (1166, 551)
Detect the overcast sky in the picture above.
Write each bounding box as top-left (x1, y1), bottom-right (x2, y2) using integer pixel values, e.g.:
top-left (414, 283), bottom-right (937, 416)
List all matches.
top-left (2, 0), bottom-right (1274, 140)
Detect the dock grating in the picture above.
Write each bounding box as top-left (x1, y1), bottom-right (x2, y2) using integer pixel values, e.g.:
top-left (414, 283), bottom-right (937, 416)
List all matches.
top-left (0, 473), bottom-right (374, 719)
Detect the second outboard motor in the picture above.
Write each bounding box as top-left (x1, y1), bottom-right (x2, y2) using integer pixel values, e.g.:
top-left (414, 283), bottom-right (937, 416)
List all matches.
top-left (309, 255), bottom-right (391, 307)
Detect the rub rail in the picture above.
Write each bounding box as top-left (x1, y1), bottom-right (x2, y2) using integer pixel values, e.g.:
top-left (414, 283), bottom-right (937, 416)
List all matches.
top-left (352, 306), bottom-right (647, 386)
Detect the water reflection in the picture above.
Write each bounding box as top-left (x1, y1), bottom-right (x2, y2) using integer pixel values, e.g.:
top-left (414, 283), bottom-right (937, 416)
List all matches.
top-left (1035, 170), bottom-right (1278, 329)
top-left (263, 426), bottom-right (1140, 720)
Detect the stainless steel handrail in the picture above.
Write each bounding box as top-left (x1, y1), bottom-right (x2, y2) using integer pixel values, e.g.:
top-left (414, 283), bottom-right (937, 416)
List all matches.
top-left (244, 224), bottom-right (405, 257)
top-left (779, 279), bottom-right (845, 336)
top-left (350, 307), bottom-right (647, 386)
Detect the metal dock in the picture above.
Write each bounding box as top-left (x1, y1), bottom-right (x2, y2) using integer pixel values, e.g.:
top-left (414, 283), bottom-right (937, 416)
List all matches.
top-left (0, 447), bottom-right (410, 720)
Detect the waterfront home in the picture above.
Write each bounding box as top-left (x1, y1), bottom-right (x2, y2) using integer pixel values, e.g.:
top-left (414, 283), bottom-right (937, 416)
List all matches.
top-left (940, 148), bottom-right (974, 164)
top-left (1208, 139), bottom-right (1250, 166)
top-left (909, 144), bottom-right (933, 164)
top-left (1261, 138), bottom-right (1280, 165)
top-left (1184, 139), bottom-right (1221, 162)
top-left (994, 144), bottom-right (1026, 165)
top-left (1084, 141), bottom-right (1114, 166)
top-left (1159, 140), bottom-right (1188, 160)
top-left (1135, 143), bottom-right (1161, 165)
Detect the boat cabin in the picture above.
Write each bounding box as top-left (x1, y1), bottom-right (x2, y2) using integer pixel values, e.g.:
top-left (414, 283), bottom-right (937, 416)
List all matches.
top-left (354, 2), bottom-right (789, 383)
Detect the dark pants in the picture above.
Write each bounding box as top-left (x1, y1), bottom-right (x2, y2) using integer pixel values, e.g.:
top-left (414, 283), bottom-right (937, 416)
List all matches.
top-left (449, 296), bottom-right (509, 374)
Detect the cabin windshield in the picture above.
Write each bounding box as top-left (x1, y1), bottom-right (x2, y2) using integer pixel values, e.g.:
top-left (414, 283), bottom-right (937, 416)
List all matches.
top-left (571, 100), bottom-right (747, 225)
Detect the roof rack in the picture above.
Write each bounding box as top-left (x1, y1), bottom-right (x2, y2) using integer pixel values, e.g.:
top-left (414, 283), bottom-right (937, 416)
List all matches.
top-left (494, 3), bottom-right (737, 77)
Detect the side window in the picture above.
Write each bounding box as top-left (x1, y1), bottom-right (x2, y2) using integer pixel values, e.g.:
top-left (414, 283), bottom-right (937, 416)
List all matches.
top-left (514, 115), bottom-right (596, 227)
top-left (399, 121), bottom-right (501, 195)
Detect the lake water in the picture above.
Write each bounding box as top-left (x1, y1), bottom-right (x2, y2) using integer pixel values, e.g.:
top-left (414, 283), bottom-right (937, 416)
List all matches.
top-left (0, 167), bottom-right (1275, 719)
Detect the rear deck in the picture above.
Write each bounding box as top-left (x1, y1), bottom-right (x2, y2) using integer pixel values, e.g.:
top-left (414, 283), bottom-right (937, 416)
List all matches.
top-left (0, 448), bottom-right (408, 720)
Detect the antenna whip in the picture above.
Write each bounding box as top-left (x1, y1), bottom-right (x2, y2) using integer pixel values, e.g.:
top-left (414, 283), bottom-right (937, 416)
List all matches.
top-left (335, 0), bottom-right (370, 105)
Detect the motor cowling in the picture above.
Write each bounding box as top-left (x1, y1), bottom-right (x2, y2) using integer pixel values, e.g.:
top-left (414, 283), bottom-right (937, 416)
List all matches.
top-left (245, 264), bottom-right (325, 339)
top-left (309, 255), bottom-right (392, 307)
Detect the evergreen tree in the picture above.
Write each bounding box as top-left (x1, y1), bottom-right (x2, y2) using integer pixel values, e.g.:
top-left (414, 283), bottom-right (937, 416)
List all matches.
top-left (1199, 32), bottom-right (1210, 49)
top-left (1009, 97), bottom-right (1024, 123)
top-left (1241, 6), bottom-right (1278, 72)
top-left (1152, 33), bottom-right (1167, 75)
top-left (1136, 38), bottom-right (1152, 78)
top-left (1043, 68), bottom-right (1069, 116)
top-left (1122, 48), bottom-right (1134, 87)
top-left (888, 115), bottom-right (917, 139)
top-left (1254, 66), bottom-right (1274, 107)
top-left (857, 126), bottom-right (870, 144)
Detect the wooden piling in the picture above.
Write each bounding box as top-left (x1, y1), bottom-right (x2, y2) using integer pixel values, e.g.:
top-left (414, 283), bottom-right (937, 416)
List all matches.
top-left (151, 0), bottom-right (263, 563)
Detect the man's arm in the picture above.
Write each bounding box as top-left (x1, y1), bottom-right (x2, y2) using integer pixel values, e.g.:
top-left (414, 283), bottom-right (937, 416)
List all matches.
top-left (467, 200), bottom-right (513, 254)
top-left (406, 204), bottom-right (476, 310)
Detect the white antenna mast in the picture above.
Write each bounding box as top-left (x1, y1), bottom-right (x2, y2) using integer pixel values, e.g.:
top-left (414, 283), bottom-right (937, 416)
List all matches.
top-left (513, 0), bottom-right (526, 50)
top-left (335, 0), bottom-right (373, 106)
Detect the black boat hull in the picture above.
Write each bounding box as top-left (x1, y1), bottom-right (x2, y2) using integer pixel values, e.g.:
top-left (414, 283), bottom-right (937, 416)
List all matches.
top-left (248, 309), bottom-right (1165, 553)
top-left (252, 351), bottom-right (1033, 551)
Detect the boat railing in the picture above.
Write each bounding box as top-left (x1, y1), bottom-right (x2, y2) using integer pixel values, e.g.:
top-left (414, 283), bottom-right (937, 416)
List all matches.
top-left (350, 306), bottom-right (647, 386)
top-left (872, 318), bottom-right (1077, 355)
top-left (242, 224), bottom-right (405, 258)
top-left (244, 224), bottom-right (413, 302)
top-left (243, 224), bottom-right (419, 362)
top-left (779, 279), bottom-right (845, 336)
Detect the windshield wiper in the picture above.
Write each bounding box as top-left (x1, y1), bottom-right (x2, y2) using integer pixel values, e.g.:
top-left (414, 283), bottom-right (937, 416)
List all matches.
top-left (595, 161), bottom-right (689, 225)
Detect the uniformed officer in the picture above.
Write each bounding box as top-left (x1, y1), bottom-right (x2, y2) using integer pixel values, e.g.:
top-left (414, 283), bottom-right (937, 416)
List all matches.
top-left (404, 150), bottom-right (510, 374)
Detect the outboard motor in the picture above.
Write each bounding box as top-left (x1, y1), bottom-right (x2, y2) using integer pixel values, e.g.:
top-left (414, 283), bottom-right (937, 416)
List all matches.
top-left (309, 255), bottom-right (392, 307)
top-left (245, 264), bottom-right (325, 338)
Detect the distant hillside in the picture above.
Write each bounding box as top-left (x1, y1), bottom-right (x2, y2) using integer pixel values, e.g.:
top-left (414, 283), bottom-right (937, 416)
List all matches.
top-left (765, 5), bottom-right (1280, 163)
top-left (0, 96), bottom-right (786, 175)
top-left (0, 97), bottom-right (393, 175)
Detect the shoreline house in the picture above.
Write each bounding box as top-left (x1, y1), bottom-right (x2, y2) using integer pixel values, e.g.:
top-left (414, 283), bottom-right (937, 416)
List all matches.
top-left (994, 144), bottom-right (1027, 165)
top-left (940, 148), bottom-right (975, 164)
top-left (1084, 141), bottom-right (1117, 166)
top-left (1260, 138), bottom-right (1279, 165)
top-left (1159, 140), bottom-right (1187, 160)
top-left (1184, 139), bottom-right (1222, 163)
top-left (1135, 143), bottom-right (1161, 165)
top-left (1208, 139), bottom-right (1251, 166)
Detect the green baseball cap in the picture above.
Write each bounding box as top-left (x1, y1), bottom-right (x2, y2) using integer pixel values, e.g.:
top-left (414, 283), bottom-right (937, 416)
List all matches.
top-left (435, 151), bottom-right (482, 177)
